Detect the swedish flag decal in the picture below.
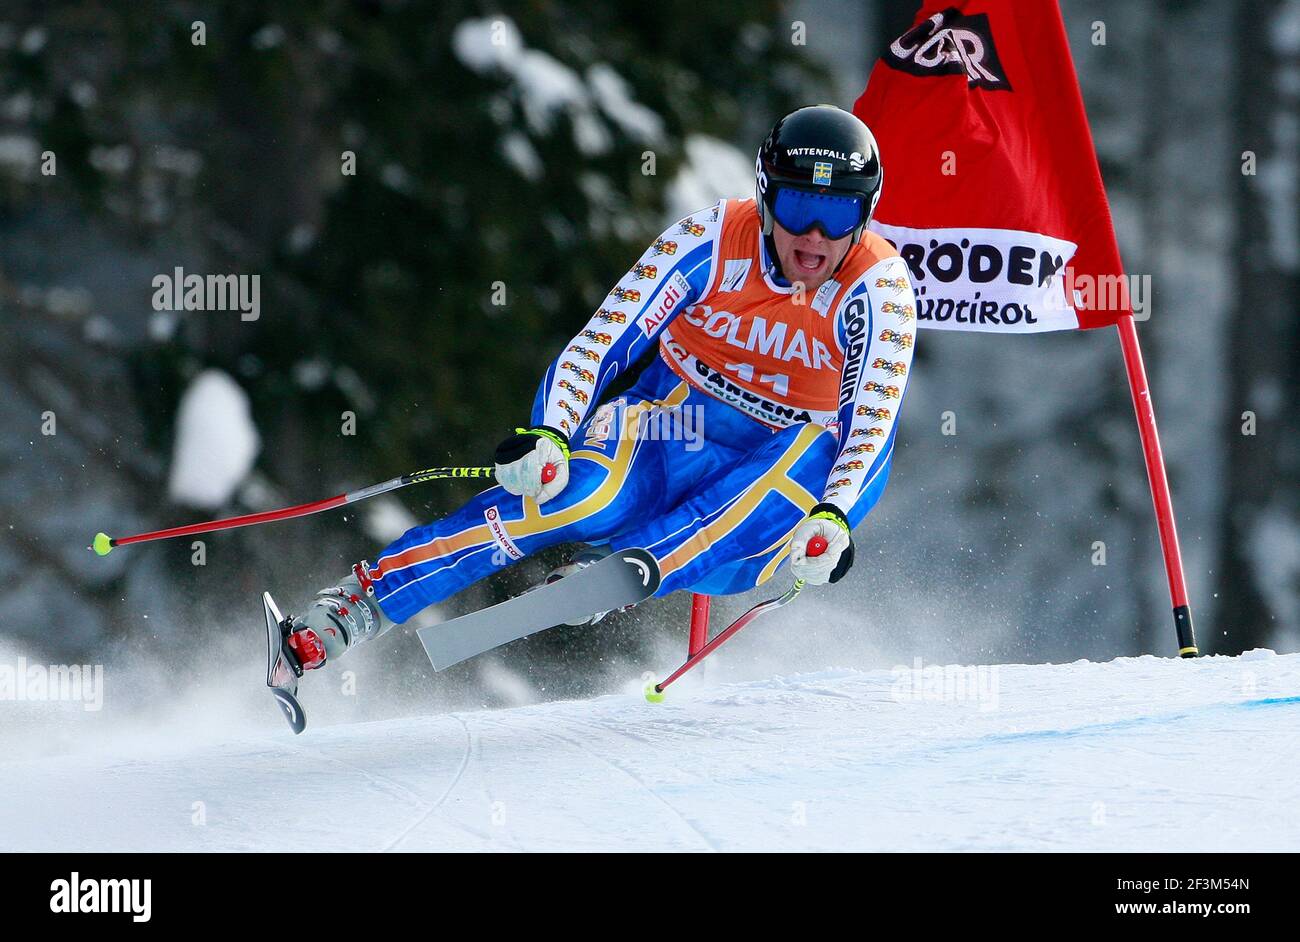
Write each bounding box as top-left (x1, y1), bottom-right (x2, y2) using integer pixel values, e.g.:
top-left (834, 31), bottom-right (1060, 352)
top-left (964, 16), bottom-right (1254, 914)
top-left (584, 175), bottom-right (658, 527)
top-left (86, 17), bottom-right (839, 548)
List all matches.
top-left (812, 161), bottom-right (833, 185)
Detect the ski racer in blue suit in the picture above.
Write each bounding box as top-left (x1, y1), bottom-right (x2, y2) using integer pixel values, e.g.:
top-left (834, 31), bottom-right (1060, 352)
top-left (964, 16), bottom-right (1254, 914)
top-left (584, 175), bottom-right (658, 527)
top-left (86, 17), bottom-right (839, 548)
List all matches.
top-left (281, 105), bottom-right (918, 674)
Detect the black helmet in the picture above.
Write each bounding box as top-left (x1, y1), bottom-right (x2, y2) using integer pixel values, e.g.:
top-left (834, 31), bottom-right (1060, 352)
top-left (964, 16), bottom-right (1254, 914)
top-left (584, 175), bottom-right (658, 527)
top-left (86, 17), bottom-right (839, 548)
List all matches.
top-left (755, 105), bottom-right (883, 247)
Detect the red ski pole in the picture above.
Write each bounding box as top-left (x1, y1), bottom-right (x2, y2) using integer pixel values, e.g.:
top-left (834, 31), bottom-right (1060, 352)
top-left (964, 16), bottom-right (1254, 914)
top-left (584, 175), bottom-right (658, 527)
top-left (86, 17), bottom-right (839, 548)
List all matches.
top-left (90, 465), bottom-right (493, 556)
top-left (646, 536), bottom-right (826, 701)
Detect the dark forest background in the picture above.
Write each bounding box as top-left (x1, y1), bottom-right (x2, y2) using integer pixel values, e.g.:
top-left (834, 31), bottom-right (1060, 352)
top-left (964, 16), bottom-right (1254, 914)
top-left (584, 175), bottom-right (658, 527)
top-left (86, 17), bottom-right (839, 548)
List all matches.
top-left (1, 0), bottom-right (1296, 720)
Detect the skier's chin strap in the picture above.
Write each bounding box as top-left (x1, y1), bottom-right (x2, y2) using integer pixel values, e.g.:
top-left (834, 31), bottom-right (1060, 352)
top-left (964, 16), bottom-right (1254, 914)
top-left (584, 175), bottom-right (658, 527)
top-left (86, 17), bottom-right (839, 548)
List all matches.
top-left (760, 232), bottom-right (785, 283)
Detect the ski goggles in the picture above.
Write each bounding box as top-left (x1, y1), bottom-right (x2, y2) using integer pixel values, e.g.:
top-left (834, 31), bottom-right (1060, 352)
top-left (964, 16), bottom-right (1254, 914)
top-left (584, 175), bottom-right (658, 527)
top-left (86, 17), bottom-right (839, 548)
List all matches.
top-left (771, 186), bottom-right (865, 240)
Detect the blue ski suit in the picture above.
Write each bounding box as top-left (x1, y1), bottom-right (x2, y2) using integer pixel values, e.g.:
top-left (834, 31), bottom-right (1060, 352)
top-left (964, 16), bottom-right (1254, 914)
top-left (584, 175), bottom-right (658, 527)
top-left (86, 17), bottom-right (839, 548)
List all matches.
top-left (370, 199), bottom-right (918, 624)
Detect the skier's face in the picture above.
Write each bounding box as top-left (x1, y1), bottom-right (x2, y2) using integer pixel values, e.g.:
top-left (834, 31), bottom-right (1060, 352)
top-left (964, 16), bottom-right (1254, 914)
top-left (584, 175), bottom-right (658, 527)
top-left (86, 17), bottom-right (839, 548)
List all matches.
top-left (771, 221), bottom-right (851, 291)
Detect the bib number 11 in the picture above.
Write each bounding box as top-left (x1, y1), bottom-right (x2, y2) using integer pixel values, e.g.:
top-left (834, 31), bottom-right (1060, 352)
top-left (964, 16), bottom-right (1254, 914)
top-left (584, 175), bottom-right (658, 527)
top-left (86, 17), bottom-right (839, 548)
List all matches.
top-left (725, 362), bottom-right (790, 397)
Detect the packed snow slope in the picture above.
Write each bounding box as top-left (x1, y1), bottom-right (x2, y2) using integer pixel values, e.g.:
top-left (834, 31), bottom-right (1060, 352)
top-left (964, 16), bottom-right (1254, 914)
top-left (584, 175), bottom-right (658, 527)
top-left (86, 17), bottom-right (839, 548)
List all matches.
top-left (2, 650), bottom-right (1298, 852)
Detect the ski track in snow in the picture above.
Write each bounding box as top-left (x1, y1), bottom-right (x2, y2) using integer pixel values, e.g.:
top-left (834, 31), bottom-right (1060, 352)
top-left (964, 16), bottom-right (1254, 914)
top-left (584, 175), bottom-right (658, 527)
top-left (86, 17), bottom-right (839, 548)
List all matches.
top-left (2, 652), bottom-right (1299, 852)
top-left (380, 713), bottom-right (475, 852)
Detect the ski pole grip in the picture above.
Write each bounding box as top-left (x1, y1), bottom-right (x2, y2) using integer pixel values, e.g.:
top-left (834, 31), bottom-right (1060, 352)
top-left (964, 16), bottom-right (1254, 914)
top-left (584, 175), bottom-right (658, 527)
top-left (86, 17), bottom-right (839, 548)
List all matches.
top-left (807, 535), bottom-right (828, 557)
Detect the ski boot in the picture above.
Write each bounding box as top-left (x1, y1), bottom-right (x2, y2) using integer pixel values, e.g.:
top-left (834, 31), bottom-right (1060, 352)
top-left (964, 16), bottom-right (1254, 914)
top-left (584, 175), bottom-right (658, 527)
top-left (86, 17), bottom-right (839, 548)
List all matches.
top-left (286, 562), bottom-right (393, 670)
top-left (264, 563), bottom-right (392, 734)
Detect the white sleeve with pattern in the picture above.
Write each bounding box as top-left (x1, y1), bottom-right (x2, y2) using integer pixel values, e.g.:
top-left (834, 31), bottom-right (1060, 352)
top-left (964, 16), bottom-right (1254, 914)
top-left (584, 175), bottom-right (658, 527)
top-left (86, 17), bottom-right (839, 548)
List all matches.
top-left (822, 255), bottom-right (918, 517)
top-left (531, 203), bottom-right (724, 436)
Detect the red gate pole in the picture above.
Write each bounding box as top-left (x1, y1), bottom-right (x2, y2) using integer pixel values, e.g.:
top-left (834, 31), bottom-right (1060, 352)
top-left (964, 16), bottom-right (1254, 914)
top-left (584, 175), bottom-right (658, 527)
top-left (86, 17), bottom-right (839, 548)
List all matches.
top-left (1115, 313), bottom-right (1198, 657)
top-left (688, 593), bottom-right (710, 656)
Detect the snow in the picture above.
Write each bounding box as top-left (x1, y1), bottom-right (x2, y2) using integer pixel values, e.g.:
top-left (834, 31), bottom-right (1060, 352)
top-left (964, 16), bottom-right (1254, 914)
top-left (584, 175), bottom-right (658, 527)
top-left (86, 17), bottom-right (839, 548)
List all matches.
top-left (1275, 1), bottom-right (1300, 54)
top-left (1256, 110), bottom-right (1298, 271)
top-left (19, 26), bottom-right (47, 55)
top-left (453, 17), bottom-right (592, 141)
top-left (0, 133), bottom-right (40, 180)
top-left (88, 144), bottom-right (133, 175)
top-left (1, 650), bottom-right (1296, 851)
top-left (451, 17), bottom-right (524, 71)
top-left (250, 24), bottom-right (286, 51)
top-left (666, 135), bottom-right (754, 222)
top-left (363, 496), bottom-right (419, 543)
top-left (452, 16), bottom-right (662, 157)
top-left (512, 52), bottom-right (592, 138)
top-left (152, 144), bottom-right (203, 178)
top-left (500, 130), bottom-right (543, 181)
top-left (586, 64), bottom-right (664, 144)
top-left (167, 369), bottom-right (261, 509)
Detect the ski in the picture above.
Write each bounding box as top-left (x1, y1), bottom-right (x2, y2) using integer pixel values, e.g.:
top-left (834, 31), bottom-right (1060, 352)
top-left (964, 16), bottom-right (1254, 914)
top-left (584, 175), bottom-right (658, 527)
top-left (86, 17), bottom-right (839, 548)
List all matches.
top-left (263, 591), bottom-right (307, 734)
top-left (417, 547), bottom-right (660, 671)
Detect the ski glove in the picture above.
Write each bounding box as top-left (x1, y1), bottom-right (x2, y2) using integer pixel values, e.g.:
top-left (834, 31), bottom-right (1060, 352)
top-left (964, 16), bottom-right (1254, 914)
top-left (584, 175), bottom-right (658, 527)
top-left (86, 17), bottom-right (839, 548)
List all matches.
top-left (494, 426), bottom-right (570, 505)
top-left (789, 503), bottom-right (854, 585)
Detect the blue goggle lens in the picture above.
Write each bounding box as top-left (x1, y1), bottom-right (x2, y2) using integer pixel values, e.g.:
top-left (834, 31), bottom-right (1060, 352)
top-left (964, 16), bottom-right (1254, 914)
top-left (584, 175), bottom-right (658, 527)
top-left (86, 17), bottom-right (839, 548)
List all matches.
top-left (772, 187), bottom-right (864, 240)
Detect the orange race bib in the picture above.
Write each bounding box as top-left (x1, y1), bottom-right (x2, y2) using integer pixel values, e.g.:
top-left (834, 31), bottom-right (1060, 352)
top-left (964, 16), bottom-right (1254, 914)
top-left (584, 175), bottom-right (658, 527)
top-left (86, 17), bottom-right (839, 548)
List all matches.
top-left (659, 199), bottom-right (897, 429)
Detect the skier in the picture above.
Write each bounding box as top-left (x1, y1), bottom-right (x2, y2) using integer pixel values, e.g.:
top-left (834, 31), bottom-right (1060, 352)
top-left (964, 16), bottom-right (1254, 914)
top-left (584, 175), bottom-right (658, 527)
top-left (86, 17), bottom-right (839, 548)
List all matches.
top-left (281, 104), bottom-right (918, 673)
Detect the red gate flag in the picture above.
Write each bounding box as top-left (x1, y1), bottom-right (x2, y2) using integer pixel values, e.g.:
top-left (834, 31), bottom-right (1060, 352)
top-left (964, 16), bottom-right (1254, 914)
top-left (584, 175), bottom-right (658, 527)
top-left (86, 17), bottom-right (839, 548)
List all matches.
top-left (854, 0), bottom-right (1132, 332)
top-left (852, 0), bottom-right (1198, 657)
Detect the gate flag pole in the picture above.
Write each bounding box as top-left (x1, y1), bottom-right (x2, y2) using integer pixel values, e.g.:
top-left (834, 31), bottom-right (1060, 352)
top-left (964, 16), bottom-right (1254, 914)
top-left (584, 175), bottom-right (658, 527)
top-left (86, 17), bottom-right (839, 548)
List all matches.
top-left (1116, 313), bottom-right (1198, 656)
